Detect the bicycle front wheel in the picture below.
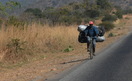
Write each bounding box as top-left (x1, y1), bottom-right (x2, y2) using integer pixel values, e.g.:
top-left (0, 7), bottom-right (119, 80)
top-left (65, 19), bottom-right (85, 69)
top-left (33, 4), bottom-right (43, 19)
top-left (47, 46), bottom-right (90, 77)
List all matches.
top-left (89, 41), bottom-right (94, 59)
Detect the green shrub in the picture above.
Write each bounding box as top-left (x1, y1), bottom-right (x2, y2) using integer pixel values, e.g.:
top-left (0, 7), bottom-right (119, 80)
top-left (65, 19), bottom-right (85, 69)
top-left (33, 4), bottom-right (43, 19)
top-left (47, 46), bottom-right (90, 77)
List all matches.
top-left (83, 17), bottom-right (90, 24)
top-left (96, 0), bottom-right (112, 10)
top-left (99, 21), bottom-right (115, 31)
top-left (84, 10), bottom-right (100, 18)
top-left (64, 46), bottom-right (74, 52)
top-left (7, 38), bottom-right (27, 53)
top-left (7, 16), bottom-right (25, 27)
top-left (102, 14), bottom-right (117, 22)
top-left (25, 8), bottom-right (43, 18)
top-left (123, 8), bottom-right (132, 14)
top-left (108, 32), bottom-right (115, 37)
top-left (3, 38), bottom-right (30, 63)
top-left (115, 10), bottom-right (123, 19)
top-left (0, 19), bottom-right (3, 28)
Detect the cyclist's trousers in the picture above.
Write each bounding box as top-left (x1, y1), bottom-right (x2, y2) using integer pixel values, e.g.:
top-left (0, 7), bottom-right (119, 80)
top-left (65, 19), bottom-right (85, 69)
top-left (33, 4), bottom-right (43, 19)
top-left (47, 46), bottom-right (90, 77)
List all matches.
top-left (87, 36), bottom-right (96, 53)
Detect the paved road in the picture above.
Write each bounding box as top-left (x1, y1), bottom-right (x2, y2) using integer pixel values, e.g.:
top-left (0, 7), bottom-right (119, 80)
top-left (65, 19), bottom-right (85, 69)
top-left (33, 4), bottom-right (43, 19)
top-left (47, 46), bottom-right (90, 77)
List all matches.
top-left (46, 33), bottom-right (132, 81)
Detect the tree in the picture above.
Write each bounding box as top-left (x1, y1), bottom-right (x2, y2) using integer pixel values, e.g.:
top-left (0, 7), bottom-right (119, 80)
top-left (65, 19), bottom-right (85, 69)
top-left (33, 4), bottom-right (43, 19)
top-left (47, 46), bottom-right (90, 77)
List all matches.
top-left (115, 10), bottom-right (123, 19)
top-left (0, 1), bottom-right (20, 27)
top-left (96, 0), bottom-right (112, 10)
top-left (123, 8), bottom-right (132, 14)
top-left (102, 14), bottom-right (117, 22)
top-left (25, 8), bottom-right (43, 18)
top-left (83, 0), bottom-right (89, 6)
top-left (0, 1), bottom-right (20, 15)
top-left (99, 21), bottom-right (115, 31)
top-left (47, 10), bottom-right (61, 26)
top-left (84, 9), bottom-right (100, 18)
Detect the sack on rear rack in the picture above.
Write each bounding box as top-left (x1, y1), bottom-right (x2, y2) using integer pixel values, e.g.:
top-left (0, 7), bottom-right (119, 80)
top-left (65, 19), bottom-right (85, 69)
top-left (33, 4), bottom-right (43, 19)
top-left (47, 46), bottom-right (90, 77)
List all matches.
top-left (78, 25), bottom-right (87, 43)
top-left (77, 25), bottom-right (87, 32)
top-left (78, 31), bottom-right (87, 43)
top-left (96, 36), bottom-right (105, 42)
top-left (98, 26), bottom-right (105, 36)
top-left (77, 25), bottom-right (105, 43)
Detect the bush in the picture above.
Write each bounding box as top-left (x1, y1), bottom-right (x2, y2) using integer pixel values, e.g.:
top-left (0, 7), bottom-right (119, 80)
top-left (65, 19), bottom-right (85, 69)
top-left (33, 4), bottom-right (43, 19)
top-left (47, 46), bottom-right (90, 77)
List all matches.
top-left (84, 10), bottom-right (100, 18)
top-left (63, 46), bottom-right (74, 52)
top-left (90, 10), bottom-right (100, 18)
top-left (59, 16), bottom-right (72, 25)
top-left (96, 0), bottom-right (112, 10)
top-left (123, 8), bottom-right (132, 14)
top-left (99, 21), bottom-right (115, 31)
top-left (7, 16), bottom-right (25, 27)
top-left (108, 32), bottom-right (115, 37)
top-left (102, 14), bottom-right (117, 22)
top-left (7, 38), bottom-right (27, 53)
top-left (115, 10), bottom-right (123, 19)
top-left (0, 19), bottom-right (3, 28)
top-left (3, 38), bottom-right (28, 62)
top-left (59, 15), bottom-right (82, 25)
top-left (25, 8), bottom-right (43, 18)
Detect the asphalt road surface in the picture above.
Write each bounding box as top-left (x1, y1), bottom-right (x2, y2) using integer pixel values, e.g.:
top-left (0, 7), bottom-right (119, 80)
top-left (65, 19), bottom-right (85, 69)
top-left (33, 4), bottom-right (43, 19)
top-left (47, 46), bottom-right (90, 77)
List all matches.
top-left (46, 33), bottom-right (132, 81)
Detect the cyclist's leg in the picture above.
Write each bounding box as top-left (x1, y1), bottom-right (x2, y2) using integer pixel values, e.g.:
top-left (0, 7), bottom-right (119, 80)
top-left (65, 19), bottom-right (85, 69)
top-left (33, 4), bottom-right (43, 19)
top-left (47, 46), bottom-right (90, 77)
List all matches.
top-left (87, 43), bottom-right (89, 52)
top-left (86, 36), bottom-right (90, 52)
top-left (93, 39), bottom-right (96, 55)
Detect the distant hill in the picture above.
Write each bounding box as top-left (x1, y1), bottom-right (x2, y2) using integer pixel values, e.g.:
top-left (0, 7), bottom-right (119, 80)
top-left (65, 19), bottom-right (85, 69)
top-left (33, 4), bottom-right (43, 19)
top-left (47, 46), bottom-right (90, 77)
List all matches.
top-left (0, 0), bottom-right (132, 9)
top-left (0, 0), bottom-right (132, 14)
top-left (23, 0), bottom-right (132, 10)
top-left (0, 0), bottom-right (37, 15)
top-left (109, 0), bottom-right (132, 9)
top-left (28, 0), bottom-right (83, 10)
top-left (0, 0), bottom-right (83, 15)
top-left (0, 0), bottom-right (83, 10)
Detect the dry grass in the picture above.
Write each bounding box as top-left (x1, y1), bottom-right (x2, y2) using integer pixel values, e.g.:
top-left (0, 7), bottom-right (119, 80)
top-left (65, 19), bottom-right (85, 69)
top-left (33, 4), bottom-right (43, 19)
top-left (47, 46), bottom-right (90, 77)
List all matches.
top-left (0, 24), bottom-right (81, 62)
top-left (0, 16), bottom-right (129, 63)
top-left (0, 15), bottom-right (131, 81)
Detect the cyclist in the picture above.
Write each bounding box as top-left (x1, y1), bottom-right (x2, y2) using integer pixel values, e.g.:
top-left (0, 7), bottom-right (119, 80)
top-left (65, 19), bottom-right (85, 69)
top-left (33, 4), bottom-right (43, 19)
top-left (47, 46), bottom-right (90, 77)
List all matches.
top-left (84, 21), bottom-right (99, 56)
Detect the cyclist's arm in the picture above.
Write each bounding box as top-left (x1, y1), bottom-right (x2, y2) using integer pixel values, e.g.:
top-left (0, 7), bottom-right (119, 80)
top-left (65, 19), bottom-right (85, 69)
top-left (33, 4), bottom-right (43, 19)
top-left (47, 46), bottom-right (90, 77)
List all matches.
top-left (94, 27), bottom-right (99, 37)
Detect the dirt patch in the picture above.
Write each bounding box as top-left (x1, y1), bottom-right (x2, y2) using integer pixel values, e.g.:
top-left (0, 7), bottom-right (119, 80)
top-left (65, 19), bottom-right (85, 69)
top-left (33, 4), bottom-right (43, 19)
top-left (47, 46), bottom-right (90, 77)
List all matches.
top-left (0, 15), bottom-right (132, 81)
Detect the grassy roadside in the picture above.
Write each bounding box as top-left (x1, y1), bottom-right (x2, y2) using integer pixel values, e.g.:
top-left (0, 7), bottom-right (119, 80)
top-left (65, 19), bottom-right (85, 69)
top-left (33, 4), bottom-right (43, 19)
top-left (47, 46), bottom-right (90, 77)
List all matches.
top-left (0, 15), bottom-right (131, 81)
top-left (0, 15), bottom-right (130, 66)
top-left (0, 24), bottom-right (81, 63)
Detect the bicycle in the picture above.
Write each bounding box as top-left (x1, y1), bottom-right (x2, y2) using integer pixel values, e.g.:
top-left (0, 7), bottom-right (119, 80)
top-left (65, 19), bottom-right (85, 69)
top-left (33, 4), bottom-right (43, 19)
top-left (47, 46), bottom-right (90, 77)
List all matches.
top-left (87, 36), bottom-right (95, 59)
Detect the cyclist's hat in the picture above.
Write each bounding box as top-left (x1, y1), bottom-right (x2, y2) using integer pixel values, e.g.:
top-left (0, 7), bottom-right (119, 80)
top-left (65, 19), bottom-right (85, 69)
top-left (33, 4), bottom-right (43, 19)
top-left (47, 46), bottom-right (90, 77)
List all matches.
top-left (89, 21), bottom-right (94, 25)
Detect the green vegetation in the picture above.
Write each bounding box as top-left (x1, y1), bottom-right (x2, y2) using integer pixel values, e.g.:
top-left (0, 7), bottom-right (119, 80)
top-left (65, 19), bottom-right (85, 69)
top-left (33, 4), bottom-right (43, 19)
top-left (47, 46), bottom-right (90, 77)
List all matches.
top-left (7, 16), bottom-right (25, 27)
top-left (7, 38), bottom-right (27, 53)
top-left (123, 8), bottom-right (132, 14)
top-left (96, 0), bottom-right (112, 9)
top-left (1, 38), bottom-right (30, 63)
top-left (24, 8), bottom-right (43, 18)
top-left (64, 46), bottom-right (74, 52)
top-left (0, 1), bottom-right (20, 27)
top-left (21, 0), bottom-right (122, 26)
top-left (0, 0), bottom-right (125, 29)
top-left (0, 1), bottom-right (20, 15)
top-left (99, 21), bottom-right (115, 31)
top-left (0, 0), bottom-right (129, 64)
top-left (115, 10), bottom-right (123, 19)
top-left (102, 14), bottom-right (117, 22)
top-left (108, 32), bottom-right (115, 37)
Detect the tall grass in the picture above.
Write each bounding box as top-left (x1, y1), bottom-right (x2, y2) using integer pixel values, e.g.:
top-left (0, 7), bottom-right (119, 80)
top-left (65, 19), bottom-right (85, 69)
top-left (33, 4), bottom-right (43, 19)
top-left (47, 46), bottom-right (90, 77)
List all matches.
top-left (0, 24), bottom-right (81, 62)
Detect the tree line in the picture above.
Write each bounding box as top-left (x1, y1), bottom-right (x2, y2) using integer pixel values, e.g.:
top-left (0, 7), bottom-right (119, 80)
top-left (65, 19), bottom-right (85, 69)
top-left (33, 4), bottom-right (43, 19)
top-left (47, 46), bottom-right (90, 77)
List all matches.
top-left (20, 0), bottom-right (125, 26)
top-left (1, 0), bottom-right (132, 30)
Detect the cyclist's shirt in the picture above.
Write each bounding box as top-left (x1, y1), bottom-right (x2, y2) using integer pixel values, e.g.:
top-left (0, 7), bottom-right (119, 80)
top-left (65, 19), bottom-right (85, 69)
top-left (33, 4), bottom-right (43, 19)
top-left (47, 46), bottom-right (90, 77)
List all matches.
top-left (84, 26), bottom-right (99, 38)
